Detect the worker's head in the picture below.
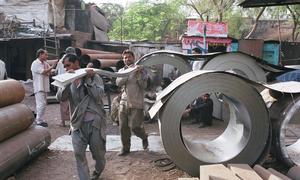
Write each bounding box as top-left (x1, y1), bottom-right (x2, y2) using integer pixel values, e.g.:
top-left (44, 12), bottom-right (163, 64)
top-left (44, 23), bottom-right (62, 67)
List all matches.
top-left (192, 48), bottom-right (202, 54)
top-left (122, 49), bottom-right (135, 66)
top-left (36, 49), bottom-right (48, 61)
top-left (63, 54), bottom-right (80, 71)
top-left (65, 47), bottom-right (76, 55)
top-left (202, 93), bottom-right (210, 101)
top-left (79, 54), bottom-right (91, 68)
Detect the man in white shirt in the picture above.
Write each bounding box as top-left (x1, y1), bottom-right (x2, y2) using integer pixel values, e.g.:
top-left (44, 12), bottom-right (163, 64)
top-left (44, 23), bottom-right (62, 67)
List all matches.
top-left (31, 49), bottom-right (57, 127)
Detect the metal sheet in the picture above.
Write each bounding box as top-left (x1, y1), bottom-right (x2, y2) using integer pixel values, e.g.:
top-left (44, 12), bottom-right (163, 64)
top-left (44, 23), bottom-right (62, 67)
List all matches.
top-left (0, 103), bottom-right (34, 142)
top-left (0, 126), bottom-right (51, 180)
top-left (51, 67), bottom-right (139, 88)
top-left (158, 72), bottom-right (270, 176)
top-left (269, 94), bottom-right (300, 167)
top-left (0, 79), bottom-right (25, 108)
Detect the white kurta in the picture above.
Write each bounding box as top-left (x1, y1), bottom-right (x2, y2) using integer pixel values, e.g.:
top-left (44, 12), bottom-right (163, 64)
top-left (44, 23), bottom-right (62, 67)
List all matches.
top-left (31, 58), bottom-right (50, 93)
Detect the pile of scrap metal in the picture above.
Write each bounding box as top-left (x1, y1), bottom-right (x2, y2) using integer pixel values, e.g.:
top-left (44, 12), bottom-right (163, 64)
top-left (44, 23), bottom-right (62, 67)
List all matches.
top-left (135, 50), bottom-right (300, 176)
top-left (0, 79), bottom-right (51, 180)
top-left (0, 0), bottom-right (51, 39)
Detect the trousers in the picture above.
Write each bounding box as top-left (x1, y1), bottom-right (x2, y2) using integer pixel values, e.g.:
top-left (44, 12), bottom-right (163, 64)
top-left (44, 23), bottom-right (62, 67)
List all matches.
top-left (35, 91), bottom-right (47, 124)
top-left (72, 121), bottom-right (106, 180)
top-left (118, 104), bottom-right (147, 151)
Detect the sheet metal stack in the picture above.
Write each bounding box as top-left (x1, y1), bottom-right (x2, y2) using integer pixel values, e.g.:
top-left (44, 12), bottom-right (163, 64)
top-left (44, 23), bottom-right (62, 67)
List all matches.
top-left (0, 79), bottom-right (51, 180)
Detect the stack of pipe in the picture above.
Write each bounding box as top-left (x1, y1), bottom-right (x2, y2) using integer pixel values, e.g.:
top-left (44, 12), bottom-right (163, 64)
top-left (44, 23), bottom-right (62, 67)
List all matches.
top-left (47, 48), bottom-right (122, 69)
top-left (79, 48), bottom-right (122, 68)
top-left (0, 79), bottom-right (51, 180)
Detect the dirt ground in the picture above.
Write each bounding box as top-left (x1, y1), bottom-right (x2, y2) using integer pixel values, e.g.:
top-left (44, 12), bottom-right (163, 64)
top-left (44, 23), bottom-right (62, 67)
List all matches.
top-left (11, 95), bottom-right (191, 180)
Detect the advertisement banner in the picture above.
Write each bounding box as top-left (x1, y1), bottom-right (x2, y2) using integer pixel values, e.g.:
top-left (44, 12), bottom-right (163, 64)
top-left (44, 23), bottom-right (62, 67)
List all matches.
top-left (187, 20), bottom-right (228, 38)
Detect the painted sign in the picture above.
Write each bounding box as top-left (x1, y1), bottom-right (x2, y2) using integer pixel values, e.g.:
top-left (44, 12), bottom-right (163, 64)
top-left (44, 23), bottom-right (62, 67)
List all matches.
top-left (187, 20), bottom-right (228, 38)
top-left (182, 36), bottom-right (232, 50)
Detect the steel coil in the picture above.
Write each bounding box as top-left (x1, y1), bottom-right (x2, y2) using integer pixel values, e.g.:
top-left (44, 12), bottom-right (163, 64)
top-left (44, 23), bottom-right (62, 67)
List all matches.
top-left (157, 71), bottom-right (270, 176)
top-left (0, 79), bottom-right (25, 108)
top-left (0, 126), bottom-right (51, 180)
top-left (136, 53), bottom-right (191, 75)
top-left (269, 94), bottom-right (300, 167)
top-left (0, 103), bottom-right (34, 143)
top-left (202, 52), bottom-right (267, 82)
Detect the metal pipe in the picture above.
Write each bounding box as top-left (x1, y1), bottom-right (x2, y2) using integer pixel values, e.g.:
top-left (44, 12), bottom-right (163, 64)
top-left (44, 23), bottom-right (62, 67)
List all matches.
top-left (0, 103), bottom-right (34, 142)
top-left (0, 126), bottom-right (51, 180)
top-left (0, 79), bottom-right (25, 108)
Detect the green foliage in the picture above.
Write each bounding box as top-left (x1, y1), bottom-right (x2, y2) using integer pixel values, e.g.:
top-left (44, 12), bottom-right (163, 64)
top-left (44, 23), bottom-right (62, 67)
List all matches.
top-left (108, 0), bottom-right (186, 41)
top-left (99, 3), bottom-right (124, 29)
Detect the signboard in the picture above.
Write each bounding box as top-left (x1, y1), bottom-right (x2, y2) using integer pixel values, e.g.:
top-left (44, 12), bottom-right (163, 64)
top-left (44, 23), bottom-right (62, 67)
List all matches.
top-left (181, 36), bottom-right (232, 50)
top-left (187, 20), bottom-right (228, 38)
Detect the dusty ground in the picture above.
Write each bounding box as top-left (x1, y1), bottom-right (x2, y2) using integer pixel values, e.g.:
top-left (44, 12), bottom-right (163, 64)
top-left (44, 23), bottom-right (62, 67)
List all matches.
top-left (12, 95), bottom-right (191, 180)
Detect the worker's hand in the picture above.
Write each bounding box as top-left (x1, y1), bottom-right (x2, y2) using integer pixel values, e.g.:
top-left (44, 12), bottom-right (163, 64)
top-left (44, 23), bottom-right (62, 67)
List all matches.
top-left (67, 69), bottom-right (75, 73)
top-left (74, 78), bottom-right (82, 87)
top-left (85, 68), bottom-right (95, 78)
top-left (87, 63), bottom-right (93, 68)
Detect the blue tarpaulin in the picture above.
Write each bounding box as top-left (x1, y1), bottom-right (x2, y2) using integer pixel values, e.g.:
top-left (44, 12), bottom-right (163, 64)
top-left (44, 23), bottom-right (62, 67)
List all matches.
top-left (276, 69), bottom-right (300, 82)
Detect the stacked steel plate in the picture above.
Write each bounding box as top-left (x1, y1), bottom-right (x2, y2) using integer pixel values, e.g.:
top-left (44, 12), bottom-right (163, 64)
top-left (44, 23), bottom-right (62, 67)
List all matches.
top-left (0, 79), bottom-right (51, 180)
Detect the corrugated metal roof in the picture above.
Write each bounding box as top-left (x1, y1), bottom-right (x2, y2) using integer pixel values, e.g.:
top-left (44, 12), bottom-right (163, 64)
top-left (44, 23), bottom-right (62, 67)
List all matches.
top-left (240, 0), bottom-right (300, 8)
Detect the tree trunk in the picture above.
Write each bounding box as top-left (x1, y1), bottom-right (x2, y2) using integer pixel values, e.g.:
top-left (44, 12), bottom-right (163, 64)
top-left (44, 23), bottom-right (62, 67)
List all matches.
top-left (245, 7), bottom-right (266, 39)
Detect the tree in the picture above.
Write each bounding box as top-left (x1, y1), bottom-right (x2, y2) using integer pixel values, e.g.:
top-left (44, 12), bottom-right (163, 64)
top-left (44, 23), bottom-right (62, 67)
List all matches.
top-left (108, 0), bottom-right (186, 41)
top-left (99, 3), bottom-right (124, 30)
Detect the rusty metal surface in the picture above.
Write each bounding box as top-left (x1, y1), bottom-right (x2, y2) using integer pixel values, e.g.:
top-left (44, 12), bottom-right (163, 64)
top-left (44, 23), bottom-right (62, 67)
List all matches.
top-left (87, 53), bottom-right (122, 60)
top-left (0, 79), bottom-right (25, 108)
top-left (238, 39), bottom-right (264, 59)
top-left (0, 126), bottom-right (51, 180)
top-left (0, 103), bottom-right (34, 143)
top-left (78, 47), bottom-right (114, 55)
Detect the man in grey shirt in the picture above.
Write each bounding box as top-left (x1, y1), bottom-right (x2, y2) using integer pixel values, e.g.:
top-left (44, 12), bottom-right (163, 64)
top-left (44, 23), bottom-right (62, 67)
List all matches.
top-left (56, 54), bottom-right (106, 180)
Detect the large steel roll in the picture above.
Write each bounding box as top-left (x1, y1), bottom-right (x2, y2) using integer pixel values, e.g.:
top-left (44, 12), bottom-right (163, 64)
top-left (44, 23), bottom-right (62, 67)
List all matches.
top-left (202, 52), bottom-right (267, 82)
top-left (201, 52), bottom-right (267, 120)
top-left (158, 71), bottom-right (270, 176)
top-left (136, 53), bottom-right (191, 75)
top-left (269, 94), bottom-right (300, 167)
top-left (0, 103), bottom-right (34, 142)
top-left (0, 126), bottom-right (51, 180)
top-left (0, 79), bottom-right (25, 108)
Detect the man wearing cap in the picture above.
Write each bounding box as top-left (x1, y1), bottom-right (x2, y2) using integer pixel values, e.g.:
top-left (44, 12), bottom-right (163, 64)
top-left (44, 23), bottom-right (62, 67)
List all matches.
top-left (31, 49), bottom-right (57, 127)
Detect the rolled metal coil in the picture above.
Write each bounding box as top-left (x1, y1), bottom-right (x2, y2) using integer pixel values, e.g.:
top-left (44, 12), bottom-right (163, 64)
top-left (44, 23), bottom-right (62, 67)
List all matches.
top-left (201, 52), bottom-right (267, 82)
top-left (269, 94), bottom-right (300, 167)
top-left (158, 71), bottom-right (270, 176)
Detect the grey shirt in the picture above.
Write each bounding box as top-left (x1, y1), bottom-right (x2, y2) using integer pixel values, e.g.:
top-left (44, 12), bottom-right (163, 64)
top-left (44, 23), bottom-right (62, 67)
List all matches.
top-left (56, 74), bottom-right (106, 136)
